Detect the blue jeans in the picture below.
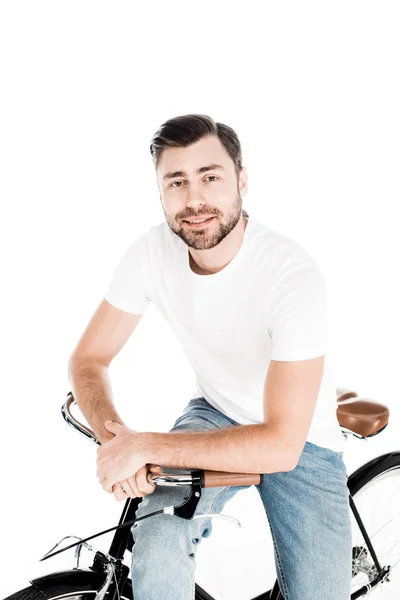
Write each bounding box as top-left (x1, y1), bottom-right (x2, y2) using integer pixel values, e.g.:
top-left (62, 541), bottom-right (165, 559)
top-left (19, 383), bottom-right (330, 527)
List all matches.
top-left (131, 397), bottom-right (352, 599)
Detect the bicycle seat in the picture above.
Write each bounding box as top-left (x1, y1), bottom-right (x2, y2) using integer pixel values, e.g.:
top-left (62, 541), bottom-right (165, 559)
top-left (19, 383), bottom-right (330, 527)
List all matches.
top-left (336, 386), bottom-right (390, 437)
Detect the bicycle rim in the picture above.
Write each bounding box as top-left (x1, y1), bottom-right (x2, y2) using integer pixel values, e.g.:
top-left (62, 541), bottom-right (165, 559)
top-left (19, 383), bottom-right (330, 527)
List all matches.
top-left (350, 464), bottom-right (400, 597)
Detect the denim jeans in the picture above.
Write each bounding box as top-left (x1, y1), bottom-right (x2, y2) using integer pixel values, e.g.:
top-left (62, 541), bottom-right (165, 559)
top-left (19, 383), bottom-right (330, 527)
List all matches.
top-left (131, 397), bottom-right (352, 599)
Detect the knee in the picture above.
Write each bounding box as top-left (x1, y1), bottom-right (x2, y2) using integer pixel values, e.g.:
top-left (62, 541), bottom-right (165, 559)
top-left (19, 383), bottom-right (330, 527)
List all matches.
top-left (131, 511), bottom-right (201, 572)
top-left (130, 483), bottom-right (227, 560)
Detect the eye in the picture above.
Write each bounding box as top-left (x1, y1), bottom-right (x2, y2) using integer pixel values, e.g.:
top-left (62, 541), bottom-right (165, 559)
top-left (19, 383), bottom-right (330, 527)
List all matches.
top-left (169, 176), bottom-right (218, 188)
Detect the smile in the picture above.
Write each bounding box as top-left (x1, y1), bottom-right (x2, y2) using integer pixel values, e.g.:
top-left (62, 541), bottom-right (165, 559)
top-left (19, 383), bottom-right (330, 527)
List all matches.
top-left (184, 217), bottom-right (215, 228)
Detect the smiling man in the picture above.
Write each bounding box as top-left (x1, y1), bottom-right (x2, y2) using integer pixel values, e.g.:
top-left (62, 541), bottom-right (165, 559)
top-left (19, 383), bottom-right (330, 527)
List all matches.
top-left (68, 114), bottom-right (352, 599)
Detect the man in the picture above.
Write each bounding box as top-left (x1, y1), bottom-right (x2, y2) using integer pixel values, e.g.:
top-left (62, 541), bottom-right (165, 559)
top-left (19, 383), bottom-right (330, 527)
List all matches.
top-left (68, 114), bottom-right (352, 599)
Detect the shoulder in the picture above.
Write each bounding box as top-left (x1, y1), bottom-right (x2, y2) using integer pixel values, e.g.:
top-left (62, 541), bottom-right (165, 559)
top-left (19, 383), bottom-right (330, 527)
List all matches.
top-left (250, 217), bottom-right (323, 277)
top-left (144, 220), bottom-right (184, 265)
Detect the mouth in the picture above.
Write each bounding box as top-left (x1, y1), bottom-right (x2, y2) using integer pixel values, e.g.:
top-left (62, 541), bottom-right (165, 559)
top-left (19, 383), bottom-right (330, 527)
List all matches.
top-left (183, 216), bottom-right (215, 229)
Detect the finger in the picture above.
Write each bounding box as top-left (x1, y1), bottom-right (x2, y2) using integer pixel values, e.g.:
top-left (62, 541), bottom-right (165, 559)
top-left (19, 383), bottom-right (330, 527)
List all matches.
top-left (127, 473), bottom-right (144, 497)
top-left (149, 464), bottom-right (163, 475)
top-left (149, 464), bottom-right (163, 471)
top-left (137, 467), bottom-right (157, 496)
top-left (113, 483), bottom-right (127, 502)
top-left (102, 478), bottom-right (113, 494)
top-left (147, 464), bottom-right (163, 486)
top-left (120, 478), bottom-right (137, 498)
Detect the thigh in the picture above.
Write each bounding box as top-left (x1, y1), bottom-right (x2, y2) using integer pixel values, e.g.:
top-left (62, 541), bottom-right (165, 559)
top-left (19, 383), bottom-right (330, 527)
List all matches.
top-left (256, 441), bottom-right (352, 600)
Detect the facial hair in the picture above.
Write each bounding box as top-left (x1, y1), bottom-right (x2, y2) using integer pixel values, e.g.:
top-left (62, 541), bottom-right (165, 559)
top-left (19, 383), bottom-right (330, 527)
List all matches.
top-left (166, 189), bottom-right (244, 250)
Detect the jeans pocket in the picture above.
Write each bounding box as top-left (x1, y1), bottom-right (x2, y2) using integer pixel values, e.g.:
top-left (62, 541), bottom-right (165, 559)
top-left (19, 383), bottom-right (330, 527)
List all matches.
top-left (302, 442), bottom-right (346, 476)
top-left (320, 447), bottom-right (348, 481)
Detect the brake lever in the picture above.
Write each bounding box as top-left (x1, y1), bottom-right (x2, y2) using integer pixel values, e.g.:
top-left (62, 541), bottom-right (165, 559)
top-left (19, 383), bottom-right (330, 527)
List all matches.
top-left (192, 513), bottom-right (241, 527)
top-left (163, 484), bottom-right (241, 527)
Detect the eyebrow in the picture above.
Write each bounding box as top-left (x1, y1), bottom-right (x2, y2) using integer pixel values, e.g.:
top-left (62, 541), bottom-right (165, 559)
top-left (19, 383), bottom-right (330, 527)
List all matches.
top-left (163, 163), bottom-right (225, 181)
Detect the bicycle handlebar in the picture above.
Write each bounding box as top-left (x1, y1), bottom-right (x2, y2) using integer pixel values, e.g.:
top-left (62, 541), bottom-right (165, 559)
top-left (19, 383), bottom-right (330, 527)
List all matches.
top-left (62, 392), bottom-right (261, 487)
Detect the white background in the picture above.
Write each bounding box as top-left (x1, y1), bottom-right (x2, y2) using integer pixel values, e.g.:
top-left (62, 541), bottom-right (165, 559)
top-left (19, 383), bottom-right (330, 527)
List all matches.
top-left (1, 2), bottom-right (399, 599)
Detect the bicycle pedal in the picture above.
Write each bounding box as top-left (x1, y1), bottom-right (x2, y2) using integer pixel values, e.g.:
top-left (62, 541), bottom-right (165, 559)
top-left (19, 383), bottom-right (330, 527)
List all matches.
top-left (192, 512), bottom-right (241, 527)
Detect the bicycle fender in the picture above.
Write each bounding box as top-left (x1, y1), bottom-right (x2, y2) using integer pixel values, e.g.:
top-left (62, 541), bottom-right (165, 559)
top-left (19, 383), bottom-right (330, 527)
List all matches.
top-left (347, 450), bottom-right (400, 495)
top-left (29, 568), bottom-right (110, 595)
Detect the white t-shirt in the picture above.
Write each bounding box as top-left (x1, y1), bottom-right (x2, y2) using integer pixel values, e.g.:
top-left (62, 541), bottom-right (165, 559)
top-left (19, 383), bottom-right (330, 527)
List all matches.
top-left (104, 214), bottom-right (344, 452)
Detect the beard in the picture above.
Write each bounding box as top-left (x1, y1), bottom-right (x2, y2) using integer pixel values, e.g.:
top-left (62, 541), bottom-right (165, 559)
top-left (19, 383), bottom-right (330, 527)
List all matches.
top-left (166, 190), bottom-right (244, 250)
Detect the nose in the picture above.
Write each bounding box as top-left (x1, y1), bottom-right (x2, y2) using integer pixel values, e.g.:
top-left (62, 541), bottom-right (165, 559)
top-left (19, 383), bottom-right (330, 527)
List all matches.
top-left (185, 179), bottom-right (208, 203)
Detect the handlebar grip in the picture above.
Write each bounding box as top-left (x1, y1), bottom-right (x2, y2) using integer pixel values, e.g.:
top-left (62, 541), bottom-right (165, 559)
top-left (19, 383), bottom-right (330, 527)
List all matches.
top-left (203, 470), bottom-right (261, 487)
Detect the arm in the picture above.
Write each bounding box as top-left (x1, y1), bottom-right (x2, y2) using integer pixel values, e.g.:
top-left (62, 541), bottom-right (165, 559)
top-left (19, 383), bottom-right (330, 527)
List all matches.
top-left (98, 356), bottom-right (325, 492)
top-left (141, 262), bottom-right (328, 474)
top-left (68, 358), bottom-right (124, 444)
top-left (72, 299), bottom-right (163, 499)
top-left (68, 298), bottom-right (144, 443)
top-left (142, 356), bottom-right (324, 473)
top-left (98, 253), bottom-right (329, 486)
top-left (70, 230), bottom-right (151, 443)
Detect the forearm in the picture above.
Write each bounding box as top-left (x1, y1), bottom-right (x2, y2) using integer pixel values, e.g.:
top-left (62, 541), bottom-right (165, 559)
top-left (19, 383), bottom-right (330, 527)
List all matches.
top-left (68, 358), bottom-right (125, 443)
top-left (144, 423), bottom-right (296, 474)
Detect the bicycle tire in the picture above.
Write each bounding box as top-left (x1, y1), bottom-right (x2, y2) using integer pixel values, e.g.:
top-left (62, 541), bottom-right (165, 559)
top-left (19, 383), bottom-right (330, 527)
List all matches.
top-left (2, 583), bottom-right (129, 600)
top-left (2, 585), bottom-right (44, 600)
top-left (347, 450), bottom-right (400, 596)
top-left (2, 578), bottom-right (215, 600)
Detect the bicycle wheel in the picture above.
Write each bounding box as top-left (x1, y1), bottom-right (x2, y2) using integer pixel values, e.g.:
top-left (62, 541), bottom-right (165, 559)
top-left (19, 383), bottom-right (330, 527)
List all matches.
top-left (2, 586), bottom-right (119, 600)
top-left (2, 583), bottom-right (131, 600)
top-left (349, 451), bottom-right (400, 597)
top-left (2, 579), bottom-right (214, 600)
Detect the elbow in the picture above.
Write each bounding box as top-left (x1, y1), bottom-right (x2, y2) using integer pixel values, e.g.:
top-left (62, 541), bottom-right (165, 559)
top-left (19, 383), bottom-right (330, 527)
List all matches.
top-left (285, 446), bottom-right (302, 471)
top-left (281, 446), bottom-right (302, 473)
top-left (68, 355), bottom-right (83, 380)
top-left (67, 356), bottom-right (76, 382)
top-left (260, 451), bottom-right (298, 474)
top-left (276, 455), bottom-right (298, 473)
top-left (285, 455), bottom-right (300, 472)
top-left (262, 423), bottom-right (304, 473)
top-left (67, 354), bottom-right (98, 381)
top-left (262, 457), bottom-right (296, 474)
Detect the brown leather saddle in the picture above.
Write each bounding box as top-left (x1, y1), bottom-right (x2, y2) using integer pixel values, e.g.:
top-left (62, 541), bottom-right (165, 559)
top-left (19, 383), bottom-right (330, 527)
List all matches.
top-left (336, 387), bottom-right (390, 438)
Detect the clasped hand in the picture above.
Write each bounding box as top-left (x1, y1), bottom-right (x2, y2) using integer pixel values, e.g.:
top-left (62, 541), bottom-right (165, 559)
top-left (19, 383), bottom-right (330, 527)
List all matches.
top-left (96, 420), bottom-right (161, 500)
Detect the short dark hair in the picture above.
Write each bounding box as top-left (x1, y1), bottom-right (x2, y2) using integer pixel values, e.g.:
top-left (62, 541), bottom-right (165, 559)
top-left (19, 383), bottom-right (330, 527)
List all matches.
top-left (150, 113), bottom-right (243, 182)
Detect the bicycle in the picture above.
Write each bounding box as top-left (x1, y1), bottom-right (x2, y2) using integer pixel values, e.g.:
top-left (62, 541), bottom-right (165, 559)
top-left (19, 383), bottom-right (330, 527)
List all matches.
top-left (3, 386), bottom-right (398, 600)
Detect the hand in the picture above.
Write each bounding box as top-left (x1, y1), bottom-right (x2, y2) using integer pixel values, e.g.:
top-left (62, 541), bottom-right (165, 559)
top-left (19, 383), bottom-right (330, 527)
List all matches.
top-left (96, 420), bottom-right (153, 493)
top-left (111, 464), bottom-right (163, 501)
top-left (97, 433), bottom-right (128, 501)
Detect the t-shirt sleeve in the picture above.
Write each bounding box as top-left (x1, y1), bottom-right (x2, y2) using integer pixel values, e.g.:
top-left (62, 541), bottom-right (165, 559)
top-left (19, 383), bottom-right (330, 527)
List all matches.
top-left (104, 232), bottom-right (151, 315)
top-left (266, 262), bottom-right (329, 361)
